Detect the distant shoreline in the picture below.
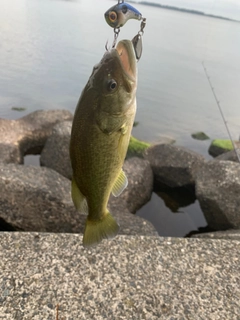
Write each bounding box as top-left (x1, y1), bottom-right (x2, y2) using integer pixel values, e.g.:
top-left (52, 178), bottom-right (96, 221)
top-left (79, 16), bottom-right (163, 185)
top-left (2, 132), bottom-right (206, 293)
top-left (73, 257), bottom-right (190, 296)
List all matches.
top-left (128, 1), bottom-right (239, 23)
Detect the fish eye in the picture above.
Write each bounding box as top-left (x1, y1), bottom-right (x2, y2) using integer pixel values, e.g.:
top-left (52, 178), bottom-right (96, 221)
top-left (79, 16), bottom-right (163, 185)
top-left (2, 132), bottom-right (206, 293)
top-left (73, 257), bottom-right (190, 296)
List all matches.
top-left (109, 11), bottom-right (117, 22)
top-left (121, 5), bottom-right (128, 14)
top-left (108, 79), bottom-right (117, 91)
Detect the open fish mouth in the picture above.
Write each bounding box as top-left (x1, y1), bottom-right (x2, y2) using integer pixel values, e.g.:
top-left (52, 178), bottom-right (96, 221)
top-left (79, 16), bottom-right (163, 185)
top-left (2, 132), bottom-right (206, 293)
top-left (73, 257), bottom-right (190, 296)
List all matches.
top-left (115, 40), bottom-right (137, 81)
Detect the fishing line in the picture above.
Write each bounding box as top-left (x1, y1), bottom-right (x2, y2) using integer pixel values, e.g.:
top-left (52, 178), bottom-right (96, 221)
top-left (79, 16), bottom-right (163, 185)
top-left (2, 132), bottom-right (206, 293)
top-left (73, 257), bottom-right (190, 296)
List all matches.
top-left (201, 0), bottom-right (240, 163)
top-left (202, 61), bottom-right (240, 162)
top-left (181, 1), bottom-right (240, 233)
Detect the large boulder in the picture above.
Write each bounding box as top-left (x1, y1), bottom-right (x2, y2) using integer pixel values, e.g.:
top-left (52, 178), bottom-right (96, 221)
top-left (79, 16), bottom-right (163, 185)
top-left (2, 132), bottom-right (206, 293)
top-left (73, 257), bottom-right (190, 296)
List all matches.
top-left (196, 160), bottom-right (240, 230)
top-left (144, 144), bottom-right (205, 188)
top-left (0, 143), bottom-right (22, 164)
top-left (0, 110), bottom-right (73, 164)
top-left (0, 163), bottom-right (82, 233)
top-left (109, 157), bottom-right (153, 214)
top-left (0, 119), bottom-right (23, 164)
top-left (215, 149), bottom-right (240, 163)
top-left (0, 164), bottom-right (157, 236)
top-left (40, 121), bottom-right (72, 179)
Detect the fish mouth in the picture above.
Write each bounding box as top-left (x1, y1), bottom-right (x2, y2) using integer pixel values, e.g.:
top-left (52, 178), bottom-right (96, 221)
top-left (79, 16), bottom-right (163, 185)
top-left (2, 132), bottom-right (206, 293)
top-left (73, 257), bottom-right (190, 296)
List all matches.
top-left (115, 40), bottom-right (137, 81)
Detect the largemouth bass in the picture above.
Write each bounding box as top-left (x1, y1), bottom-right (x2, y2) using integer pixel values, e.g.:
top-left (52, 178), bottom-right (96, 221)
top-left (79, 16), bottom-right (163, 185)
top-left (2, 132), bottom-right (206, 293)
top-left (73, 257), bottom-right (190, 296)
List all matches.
top-left (70, 40), bottom-right (137, 247)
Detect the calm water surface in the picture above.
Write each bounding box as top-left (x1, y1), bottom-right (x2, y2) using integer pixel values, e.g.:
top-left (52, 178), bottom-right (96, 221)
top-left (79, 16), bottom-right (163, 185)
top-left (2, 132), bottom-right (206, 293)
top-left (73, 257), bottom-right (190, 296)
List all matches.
top-left (1, 0), bottom-right (240, 235)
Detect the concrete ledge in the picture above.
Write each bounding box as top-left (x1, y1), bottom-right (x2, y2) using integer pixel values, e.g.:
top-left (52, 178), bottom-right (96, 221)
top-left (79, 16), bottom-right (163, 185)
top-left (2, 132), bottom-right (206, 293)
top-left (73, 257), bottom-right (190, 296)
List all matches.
top-left (0, 233), bottom-right (239, 319)
top-left (192, 230), bottom-right (240, 240)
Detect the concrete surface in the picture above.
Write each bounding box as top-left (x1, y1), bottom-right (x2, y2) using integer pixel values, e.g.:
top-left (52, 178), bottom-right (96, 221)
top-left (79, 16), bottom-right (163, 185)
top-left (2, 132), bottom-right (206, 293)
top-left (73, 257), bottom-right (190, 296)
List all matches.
top-left (192, 229), bottom-right (240, 240)
top-left (0, 233), bottom-right (240, 319)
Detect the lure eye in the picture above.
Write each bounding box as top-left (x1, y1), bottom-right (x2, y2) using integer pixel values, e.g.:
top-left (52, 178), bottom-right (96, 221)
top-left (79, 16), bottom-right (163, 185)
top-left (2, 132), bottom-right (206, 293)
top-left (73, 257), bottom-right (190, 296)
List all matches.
top-left (109, 11), bottom-right (117, 22)
top-left (121, 5), bottom-right (128, 14)
top-left (108, 79), bottom-right (117, 91)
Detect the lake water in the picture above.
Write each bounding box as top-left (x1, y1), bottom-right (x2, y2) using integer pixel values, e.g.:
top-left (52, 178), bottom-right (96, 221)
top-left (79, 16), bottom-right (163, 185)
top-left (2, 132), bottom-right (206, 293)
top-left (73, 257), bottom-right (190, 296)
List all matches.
top-left (1, 0), bottom-right (240, 235)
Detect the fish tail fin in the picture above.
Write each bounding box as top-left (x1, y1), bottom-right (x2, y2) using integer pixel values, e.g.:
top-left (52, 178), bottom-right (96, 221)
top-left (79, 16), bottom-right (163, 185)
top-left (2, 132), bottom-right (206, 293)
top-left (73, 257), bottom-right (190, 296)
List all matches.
top-left (83, 211), bottom-right (119, 248)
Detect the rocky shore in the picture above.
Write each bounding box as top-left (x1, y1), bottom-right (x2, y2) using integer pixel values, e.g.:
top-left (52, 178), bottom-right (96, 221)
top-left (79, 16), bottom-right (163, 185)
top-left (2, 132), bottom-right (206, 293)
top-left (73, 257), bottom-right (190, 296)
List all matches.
top-left (0, 109), bottom-right (240, 238)
top-left (0, 110), bottom-right (240, 235)
top-left (1, 109), bottom-right (240, 318)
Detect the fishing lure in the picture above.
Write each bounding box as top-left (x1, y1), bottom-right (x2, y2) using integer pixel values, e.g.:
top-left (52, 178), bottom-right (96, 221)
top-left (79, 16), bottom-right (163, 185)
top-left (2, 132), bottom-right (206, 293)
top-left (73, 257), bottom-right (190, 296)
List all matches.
top-left (105, 1), bottom-right (142, 28)
top-left (105, 0), bottom-right (146, 61)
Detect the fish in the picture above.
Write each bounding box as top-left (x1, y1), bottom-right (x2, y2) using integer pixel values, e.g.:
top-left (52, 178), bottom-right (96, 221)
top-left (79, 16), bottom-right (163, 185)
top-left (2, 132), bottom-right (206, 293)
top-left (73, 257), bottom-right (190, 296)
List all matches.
top-left (70, 40), bottom-right (137, 247)
top-left (105, 2), bottom-right (142, 29)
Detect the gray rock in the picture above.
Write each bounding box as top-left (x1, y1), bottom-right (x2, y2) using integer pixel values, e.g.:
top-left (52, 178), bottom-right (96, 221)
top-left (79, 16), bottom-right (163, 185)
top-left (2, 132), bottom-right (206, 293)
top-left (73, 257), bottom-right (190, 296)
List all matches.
top-left (0, 163), bottom-right (83, 233)
top-left (215, 149), bottom-right (240, 163)
top-left (17, 109), bottom-right (73, 155)
top-left (0, 143), bottom-right (22, 164)
top-left (144, 144), bottom-right (205, 188)
top-left (109, 157), bottom-right (153, 214)
top-left (114, 210), bottom-right (158, 236)
top-left (196, 160), bottom-right (240, 230)
top-left (1, 233), bottom-right (240, 319)
top-left (0, 119), bottom-right (22, 164)
top-left (192, 229), bottom-right (240, 240)
top-left (40, 121), bottom-right (72, 179)
top-left (0, 163), bottom-right (156, 236)
top-left (156, 134), bottom-right (176, 145)
top-left (0, 110), bottom-right (73, 164)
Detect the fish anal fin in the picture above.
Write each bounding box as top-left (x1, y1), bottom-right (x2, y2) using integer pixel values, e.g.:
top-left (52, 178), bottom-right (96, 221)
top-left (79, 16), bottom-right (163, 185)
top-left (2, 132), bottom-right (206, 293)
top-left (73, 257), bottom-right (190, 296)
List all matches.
top-left (71, 177), bottom-right (88, 213)
top-left (83, 211), bottom-right (119, 247)
top-left (112, 169), bottom-right (128, 197)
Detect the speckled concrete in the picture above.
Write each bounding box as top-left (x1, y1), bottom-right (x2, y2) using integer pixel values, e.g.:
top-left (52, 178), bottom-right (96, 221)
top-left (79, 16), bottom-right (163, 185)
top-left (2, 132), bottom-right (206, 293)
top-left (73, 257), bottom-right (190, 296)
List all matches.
top-left (192, 229), bottom-right (240, 240)
top-left (0, 233), bottom-right (239, 319)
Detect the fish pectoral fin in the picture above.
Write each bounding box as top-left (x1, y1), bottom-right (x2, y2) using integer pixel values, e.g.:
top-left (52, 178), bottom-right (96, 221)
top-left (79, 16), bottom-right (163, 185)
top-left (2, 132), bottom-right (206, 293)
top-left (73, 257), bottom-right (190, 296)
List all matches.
top-left (120, 123), bottom-right (128, 135)
top-left (112, 169), bottom-right (128, 197)
top-left (71, 177), bottom-right (88, 213)
top-left (83, 211), bottom-right (119, 247)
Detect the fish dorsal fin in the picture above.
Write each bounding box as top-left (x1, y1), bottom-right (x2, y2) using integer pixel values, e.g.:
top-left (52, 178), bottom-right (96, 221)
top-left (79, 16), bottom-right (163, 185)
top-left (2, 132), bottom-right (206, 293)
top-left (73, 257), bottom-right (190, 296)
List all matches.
top-left (112, 169), bottom-right (128, 197)
top-left (71, 177), bottom-right (88, 213)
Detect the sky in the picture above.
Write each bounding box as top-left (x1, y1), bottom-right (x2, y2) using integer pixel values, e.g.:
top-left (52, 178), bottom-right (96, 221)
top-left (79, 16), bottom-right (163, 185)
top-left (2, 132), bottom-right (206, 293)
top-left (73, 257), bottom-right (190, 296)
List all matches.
top-left (141, 0), bottom-right (240, 20)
